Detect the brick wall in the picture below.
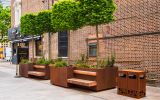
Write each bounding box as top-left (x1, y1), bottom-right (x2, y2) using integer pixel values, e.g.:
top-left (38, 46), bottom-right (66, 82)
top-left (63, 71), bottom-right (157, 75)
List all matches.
top-left (69, 0), bottom-right (160, 80)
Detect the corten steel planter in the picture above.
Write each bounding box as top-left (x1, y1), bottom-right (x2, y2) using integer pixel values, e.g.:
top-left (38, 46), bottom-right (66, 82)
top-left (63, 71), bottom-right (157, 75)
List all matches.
top-left (32, 64), bottom-right (50, 79)
top-left (19, 63), bottom-right (33, 78)
top-left (50, 67), bottom-right (74, 87)
top-left (72, 67), bottom-right (118, 91)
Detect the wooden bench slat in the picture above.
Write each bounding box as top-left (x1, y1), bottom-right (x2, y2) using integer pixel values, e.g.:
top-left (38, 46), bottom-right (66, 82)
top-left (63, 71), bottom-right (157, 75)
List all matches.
top-left (74, 70), bottom-right (97, 76)
top-left (28, 71), bottom-right (45, 76)
top-left (67, 78), bottom-right (97, 87)
top-left (33, 65), bottom-right (46, 69)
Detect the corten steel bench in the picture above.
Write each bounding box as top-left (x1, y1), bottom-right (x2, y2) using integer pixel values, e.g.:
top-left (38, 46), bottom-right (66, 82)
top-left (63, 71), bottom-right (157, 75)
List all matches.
top-left (28, 65), bottom-right (50, 79)
top-left (67, 67), bottom-right (118, 91)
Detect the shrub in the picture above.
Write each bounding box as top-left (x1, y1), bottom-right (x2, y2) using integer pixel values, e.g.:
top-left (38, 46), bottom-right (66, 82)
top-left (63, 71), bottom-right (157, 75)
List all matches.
top-left (50, 58), bottom-right (67, 68)
top-left (75, 54), bottom-right (116, 68)
top-left (20, 59), bottom-right (31, 64)
top-left (98, 54), bottom-right (116, 67)
top-left (36, 58), bottom-right (52, 65)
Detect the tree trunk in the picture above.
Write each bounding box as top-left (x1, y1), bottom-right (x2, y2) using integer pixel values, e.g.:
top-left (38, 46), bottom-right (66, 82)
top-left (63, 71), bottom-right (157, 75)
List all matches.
top-left (96, 25), bottom-right (99, 68)
top-left (48, 32), bottom-right (51, 60)
top-left (32, 35), bottom-right (34, 60)
top-left (68, 30), bottom-right (70, 65)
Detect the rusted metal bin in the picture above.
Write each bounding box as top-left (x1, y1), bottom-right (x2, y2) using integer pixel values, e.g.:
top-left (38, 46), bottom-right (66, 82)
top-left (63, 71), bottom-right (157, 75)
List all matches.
top-left (117, 70), bottom-right (128, 95)
top-left (117, 70), bottom-right (146, 99)
top-left (127, 70), bottom-right (146, 99)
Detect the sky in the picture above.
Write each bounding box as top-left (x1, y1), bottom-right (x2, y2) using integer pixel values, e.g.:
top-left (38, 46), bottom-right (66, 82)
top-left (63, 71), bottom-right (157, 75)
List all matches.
top-left (0, 0), bottom-right (10, 7)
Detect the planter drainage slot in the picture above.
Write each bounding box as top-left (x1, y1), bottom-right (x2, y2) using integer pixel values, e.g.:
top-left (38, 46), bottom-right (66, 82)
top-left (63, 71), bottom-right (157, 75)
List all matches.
top-left (128, 74), bottom-right (137, 79)
top-left (67, 78), bottom-right (97, 87)
top-left (119, 73), bottom-right (126, 78)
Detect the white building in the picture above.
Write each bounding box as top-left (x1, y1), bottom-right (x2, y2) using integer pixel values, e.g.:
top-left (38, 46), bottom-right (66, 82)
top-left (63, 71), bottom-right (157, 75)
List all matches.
top-left (0, 0), bottom-right (10, 7)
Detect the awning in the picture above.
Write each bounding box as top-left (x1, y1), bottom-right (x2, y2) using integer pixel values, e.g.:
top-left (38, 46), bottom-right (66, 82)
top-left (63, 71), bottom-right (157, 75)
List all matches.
top-left (11, 36), bottom-right (41, 43)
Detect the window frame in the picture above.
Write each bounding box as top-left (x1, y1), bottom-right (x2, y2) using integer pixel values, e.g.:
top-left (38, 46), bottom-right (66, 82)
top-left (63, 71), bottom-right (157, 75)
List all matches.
top-left (35, 39), bottom-right (42, 57)
top-left (88, 43), bottom-right (97, 57)
top-left (58, 31), bottom-right (68, 57)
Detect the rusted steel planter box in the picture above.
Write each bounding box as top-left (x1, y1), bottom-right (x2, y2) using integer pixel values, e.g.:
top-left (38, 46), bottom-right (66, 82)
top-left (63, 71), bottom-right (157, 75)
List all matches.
top-left (19, 63), bottom-right (33, 78)
top-left (72, 67), bottom-right (118, 91)
top-left (50, 67), bottom-right (74, 87)
top-left (117, 70), bottom-right (146, 99)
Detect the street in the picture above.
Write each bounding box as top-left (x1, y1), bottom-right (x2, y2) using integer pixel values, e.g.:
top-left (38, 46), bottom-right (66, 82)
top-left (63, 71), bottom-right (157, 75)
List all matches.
top-left (0, 61), bottom-right (160, 100)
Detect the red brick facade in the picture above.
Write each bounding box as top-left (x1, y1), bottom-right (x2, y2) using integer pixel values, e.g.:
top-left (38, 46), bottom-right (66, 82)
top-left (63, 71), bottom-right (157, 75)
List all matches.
top-left (11, 0), bottom-right (160, 80)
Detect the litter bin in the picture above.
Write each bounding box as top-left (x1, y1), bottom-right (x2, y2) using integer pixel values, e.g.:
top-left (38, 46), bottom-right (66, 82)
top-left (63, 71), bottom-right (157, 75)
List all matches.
top-left (117, 70), bottom-right (128, 95)
top-left (117, 70), bottom-right (146, 99)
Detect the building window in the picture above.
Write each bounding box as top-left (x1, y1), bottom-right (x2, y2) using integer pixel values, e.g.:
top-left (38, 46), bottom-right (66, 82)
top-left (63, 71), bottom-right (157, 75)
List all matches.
top-left (35, 40), bottom-right (42, 56)
top-left (89, 43), bottom-right (97, 57)
top-left (58, 31), bottom-right (68, 57)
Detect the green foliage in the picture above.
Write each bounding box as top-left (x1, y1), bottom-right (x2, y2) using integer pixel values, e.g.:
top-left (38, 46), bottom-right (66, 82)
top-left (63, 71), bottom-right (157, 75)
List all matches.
top-left (20, 14), bottom-right (39, 35)
top-left (79, 0), bottom-right (116, 26)
top-left (36, 58), bottom-right (52, 65)
top-left (110, 54), bottom-right (115, 67)
top-left (74, 54), bottom-right (116, 68)
top-left (0, 4), bottom-right (11, 37)
top-left (0, 37), bottom-right (9, 43)
top-left (98, 54), bottom-right (116, 67)
top-left (75, 54), bottom-right (97, 68)
top-left (51, 58), bottom-right (67, 68)
top-left (51, 0), bottom-right (83, 32)
top-left (20, 59), bottom-right (31, 64)
top-left (36, 10), bottom-right (55, 33)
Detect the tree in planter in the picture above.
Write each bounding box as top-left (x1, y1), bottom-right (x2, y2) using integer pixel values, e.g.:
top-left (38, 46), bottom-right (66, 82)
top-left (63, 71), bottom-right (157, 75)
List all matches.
top-left (36, 10), bottom-right (54, 59)
top-left (21, 14), bottom-right (40, 60)
top-left (52, 0), bottom-right (83, 32)
top-left (51, 0), bottom-right (83, 63)
top-left (79, 0), bottom-right (116, 67)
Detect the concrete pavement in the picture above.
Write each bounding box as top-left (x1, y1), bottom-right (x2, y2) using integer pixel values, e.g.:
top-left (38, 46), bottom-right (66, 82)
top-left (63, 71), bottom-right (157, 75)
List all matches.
top-left (0, 61), bottom-right (160, 100)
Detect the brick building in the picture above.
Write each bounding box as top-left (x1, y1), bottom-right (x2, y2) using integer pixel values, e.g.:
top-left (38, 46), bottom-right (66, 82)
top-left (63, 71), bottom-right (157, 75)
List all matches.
top-left (11, 0), bottom-right (160, 80)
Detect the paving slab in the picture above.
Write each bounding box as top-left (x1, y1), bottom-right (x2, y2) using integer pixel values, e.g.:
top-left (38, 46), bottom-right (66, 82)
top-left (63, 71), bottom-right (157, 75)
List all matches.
top-left (0, 61), bottom-right (160, 100)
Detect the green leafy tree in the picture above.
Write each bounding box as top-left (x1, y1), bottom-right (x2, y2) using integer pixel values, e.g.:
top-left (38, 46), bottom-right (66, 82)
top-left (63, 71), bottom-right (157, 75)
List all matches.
top-left (36, 10), bottom-right (54, 33)
top-left (0, 4), bottom-right (11, 38)
top-left (36, 10), bottom-right (54, 59)
top-left (51, 0), bottom-right (83, 63)
top-left (51, 0), bottom-right (83, 32)
top-left (20, 14), bottom-right (38, 59)
top-left (79, 0), bottom-right (116, 67)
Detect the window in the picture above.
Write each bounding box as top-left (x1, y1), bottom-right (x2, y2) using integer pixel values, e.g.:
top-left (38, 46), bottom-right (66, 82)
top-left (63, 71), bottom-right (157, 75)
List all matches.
top-left (58, 31), bottom-right (68, 57)
top-left (89, 43), bottom-right (97, 57)
top-left (35, 40), bottom-right (42, 56)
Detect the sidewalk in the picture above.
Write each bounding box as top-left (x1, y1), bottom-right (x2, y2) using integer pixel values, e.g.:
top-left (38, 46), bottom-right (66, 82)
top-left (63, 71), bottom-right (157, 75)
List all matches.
top-left (0, 61), bottom-right (160, 100)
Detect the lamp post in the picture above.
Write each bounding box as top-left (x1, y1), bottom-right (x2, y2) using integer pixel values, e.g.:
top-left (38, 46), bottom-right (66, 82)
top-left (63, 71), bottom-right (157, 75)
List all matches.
top-left (12, 28), bottom-right (21, 78)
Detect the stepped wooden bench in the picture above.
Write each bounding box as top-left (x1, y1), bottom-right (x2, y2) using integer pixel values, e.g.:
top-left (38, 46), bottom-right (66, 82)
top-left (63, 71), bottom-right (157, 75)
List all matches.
top-left (67, 78), bottom-right (97, 87)
top-left (28, 71), bottom-right (45, 77)
top-left (67, 67), bottom-right (118, 91)
top-left (28, 64), bottom-right (50, 79)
